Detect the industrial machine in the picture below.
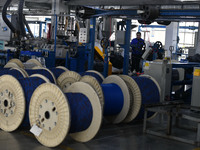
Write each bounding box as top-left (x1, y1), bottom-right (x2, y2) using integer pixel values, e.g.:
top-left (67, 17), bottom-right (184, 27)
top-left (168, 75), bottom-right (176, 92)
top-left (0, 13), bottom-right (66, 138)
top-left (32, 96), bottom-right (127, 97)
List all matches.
top-left (143, 60), bottom-right (200, 102)
top-left (142, 41), bottom-right (165, 61)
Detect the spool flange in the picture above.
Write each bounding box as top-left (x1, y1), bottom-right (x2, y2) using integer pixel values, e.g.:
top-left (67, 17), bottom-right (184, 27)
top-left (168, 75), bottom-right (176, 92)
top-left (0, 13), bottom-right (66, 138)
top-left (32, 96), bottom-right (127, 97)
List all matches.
top-left (0, 75), bottom-right (25, 132)
top-left (29, 83), bottom-right (70, 147)
top-left (57, 71), bottom-right (81, 91)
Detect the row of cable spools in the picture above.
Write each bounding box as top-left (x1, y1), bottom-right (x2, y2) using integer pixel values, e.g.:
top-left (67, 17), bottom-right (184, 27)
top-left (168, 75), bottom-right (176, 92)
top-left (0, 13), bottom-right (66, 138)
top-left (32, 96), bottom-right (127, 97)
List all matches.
top-left (0, 59), bottom-right (161, 147)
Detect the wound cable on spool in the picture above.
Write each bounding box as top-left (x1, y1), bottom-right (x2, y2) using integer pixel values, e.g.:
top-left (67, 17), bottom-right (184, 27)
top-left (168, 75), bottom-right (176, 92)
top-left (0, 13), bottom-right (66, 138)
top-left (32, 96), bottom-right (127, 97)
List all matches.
top-left (101, 84), bottom-right (124, 116)
top-left (30, 74), bottom-right (50, 83)
top-left (80, 75), bottom-right (104, 109)
top-left (65, 93), bottom-right (93, 133)
top-left (81, 75), bottom-right (130, 124)
top-left (132, 76), bottom-right (160, 119)
top-left (65, 82), bottom-right (102, 143)
top-left (84, 70), bottom-right (105, 84)
top-left (0, 68), bottom-right (27, 78)
top-left (18, 77), bottom-right (47, 126)
top-left (49, 67), bottom-right (67, 79)
top-left (102, 75), bottom-right (130, 124)
top-left (29, 82), bottom-right (102, 147)
top-left (140, 74), bottom-right (161, 96)
top-left (26, 69), bottom-right (56, 83)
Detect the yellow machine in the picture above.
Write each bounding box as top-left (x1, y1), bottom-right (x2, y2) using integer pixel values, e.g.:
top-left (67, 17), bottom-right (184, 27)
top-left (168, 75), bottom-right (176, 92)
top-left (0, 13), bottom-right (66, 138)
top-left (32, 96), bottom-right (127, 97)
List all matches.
top-left (95, 46), bottom-right (112, 75)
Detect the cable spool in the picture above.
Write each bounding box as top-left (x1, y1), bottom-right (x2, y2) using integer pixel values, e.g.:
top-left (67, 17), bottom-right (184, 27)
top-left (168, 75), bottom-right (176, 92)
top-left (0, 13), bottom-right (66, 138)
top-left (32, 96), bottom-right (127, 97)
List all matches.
top-left (102, 75), bottom-right (130, 124)
top-left (56, 66), bottom-right (69, 72)
top-left (0, 68), bottom-right (28, 78)
top-left (29, 82), bottom-right (102, 147)
top-left (26, 59), bottom-right (43, 68)
top-left (131, 76), bottom-right (160, 120)
top-left (25, 68), bottom-right (56, 84)
top-left (80, 75), bottom-right (104, 109)
top-left (49, 66), bottom-right (68, 79)
top-left (140, 74), bottom-right (161, 95)
top-left (10, 68), bottom-right (29, 77)
top-left (30, 74), bottom-right (50, 83)
top-left (57, 71), bottom-right (81, 91)
top-left (4, 62), bottom-right (20, 69)
top-left (7, 59), bottom-right (24, 69)
top-left (84, 70), bottom-right (105, 84)
top-left (119, 75), bottom-right (142, 123)
top-left (0, 75), bottom-right (48, 132)
top-left (81, 75), bottom-right (130, 124)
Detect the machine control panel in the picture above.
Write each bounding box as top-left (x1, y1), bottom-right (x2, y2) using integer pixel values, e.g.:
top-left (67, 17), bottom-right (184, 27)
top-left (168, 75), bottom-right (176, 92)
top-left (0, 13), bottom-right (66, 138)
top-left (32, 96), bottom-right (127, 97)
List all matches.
top-left (79, 28), bottom-right (89, 43)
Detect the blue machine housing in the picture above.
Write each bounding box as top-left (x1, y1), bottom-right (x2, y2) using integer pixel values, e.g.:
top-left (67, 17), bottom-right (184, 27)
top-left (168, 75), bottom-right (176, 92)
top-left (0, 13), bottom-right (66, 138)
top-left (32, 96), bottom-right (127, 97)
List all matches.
top-left (66, 46), bottom-right (87, 73)
top-left (20, 50), bottom-right (55, 68)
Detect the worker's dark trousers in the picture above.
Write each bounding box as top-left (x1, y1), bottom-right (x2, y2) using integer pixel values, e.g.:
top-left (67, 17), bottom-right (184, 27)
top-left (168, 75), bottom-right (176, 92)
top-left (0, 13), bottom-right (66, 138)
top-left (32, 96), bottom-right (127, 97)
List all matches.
top-left (131, 54), bottom-right (142, 72)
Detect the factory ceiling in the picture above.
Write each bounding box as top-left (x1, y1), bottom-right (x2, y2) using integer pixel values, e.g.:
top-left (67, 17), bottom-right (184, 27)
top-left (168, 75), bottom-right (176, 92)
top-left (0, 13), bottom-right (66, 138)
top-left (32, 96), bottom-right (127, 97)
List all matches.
top-left (0, 0), bottom-right (200, 7)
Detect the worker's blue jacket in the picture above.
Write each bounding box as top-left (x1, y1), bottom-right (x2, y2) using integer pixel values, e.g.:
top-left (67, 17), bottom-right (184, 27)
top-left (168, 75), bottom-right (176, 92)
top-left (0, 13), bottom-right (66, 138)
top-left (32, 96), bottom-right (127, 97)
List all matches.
top-left (131, 38), bottom-right (145, 55)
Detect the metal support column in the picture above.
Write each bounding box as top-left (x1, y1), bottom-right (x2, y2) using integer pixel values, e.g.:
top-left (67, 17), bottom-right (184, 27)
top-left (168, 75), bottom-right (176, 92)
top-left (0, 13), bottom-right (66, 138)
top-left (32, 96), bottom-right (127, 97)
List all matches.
top-left (39, 22), bottom-right (43, 38)
top-left (88, 17), bottom-right (96, 70)
top-left (123, 19), bottom-right (131, 75)
top-left (197, 123), bottom-right (200, 146)
top-left (54, 15), bottom-right (57, 53)
top-left (103, 48), bottom-right (108, 77)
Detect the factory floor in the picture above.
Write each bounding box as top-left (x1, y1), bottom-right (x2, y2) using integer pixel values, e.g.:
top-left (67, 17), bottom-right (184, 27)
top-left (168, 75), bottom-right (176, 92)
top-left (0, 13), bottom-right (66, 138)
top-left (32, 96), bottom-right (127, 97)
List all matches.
top-left (0, 121), bottom-right (198, 150)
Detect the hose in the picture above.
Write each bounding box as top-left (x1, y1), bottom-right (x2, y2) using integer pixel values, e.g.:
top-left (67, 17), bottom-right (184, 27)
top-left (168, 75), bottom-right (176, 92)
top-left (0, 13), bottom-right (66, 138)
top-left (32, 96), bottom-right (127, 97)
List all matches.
top-left (2, 0), bottom-right (16, 33)
top-left (18, 0), bottom-right (26, 36)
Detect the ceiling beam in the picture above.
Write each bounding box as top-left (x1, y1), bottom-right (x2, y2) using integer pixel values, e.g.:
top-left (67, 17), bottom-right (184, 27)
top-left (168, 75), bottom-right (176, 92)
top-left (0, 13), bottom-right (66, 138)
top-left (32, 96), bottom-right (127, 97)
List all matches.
top-left (65, 0), bottom-right (200, 6)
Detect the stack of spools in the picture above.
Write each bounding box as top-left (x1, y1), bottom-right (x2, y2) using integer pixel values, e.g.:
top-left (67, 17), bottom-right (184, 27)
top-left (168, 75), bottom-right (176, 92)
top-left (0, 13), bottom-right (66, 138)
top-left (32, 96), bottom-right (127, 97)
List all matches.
top-left (0, 59), bottom-right (71, 133)
top-left (0, 59), bottom-right (160, 148)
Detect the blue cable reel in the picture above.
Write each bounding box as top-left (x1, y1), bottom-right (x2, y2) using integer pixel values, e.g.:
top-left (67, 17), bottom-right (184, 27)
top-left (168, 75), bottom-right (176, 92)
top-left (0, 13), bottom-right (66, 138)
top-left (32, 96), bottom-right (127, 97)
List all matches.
top-left (0, 64), bottom-right (69, 132)
top-left (81, 75), bottom-right (131, 124)
top-left (58, 69), bottom-right (131, 124)
top-left (81, 73), bottom-right (161, 123)
top-left (84, 70), bottom-right (105, 84)
top-left (24, 66), bottom-right (68, 84)
top-left (132, 75), bottom-right (161, 120)
top-left (57, 69), bottom-right (104, 91)
top-left (5, 59), bottom-right (25, 69)
top-left (29, 82), bottom-right (102, 147)
top-left (0, 74), bottom-right (49, 132)
top-left (0, 68), bottom-right (28, 78)
top-left (57, 71), bottom-right (82, 91)
top-left (25, 68), bottom-right (56, 84)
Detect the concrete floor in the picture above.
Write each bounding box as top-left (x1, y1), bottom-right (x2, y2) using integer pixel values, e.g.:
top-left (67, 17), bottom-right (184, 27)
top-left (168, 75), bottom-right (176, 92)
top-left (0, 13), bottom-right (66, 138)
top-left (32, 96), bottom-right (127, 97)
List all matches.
top-left (0, 122), bottom-right (198, 150)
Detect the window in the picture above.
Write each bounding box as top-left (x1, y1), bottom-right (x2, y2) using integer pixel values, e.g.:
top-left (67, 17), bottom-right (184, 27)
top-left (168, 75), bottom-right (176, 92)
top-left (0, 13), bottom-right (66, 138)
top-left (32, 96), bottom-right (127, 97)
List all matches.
top-left (178, 22), bottom-right (199, 48)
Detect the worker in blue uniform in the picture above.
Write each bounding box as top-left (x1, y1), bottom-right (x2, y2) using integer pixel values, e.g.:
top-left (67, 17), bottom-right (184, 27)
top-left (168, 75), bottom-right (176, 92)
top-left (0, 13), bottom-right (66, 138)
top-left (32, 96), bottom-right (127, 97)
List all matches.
top-left (131, 32), bottom-right (145, 73)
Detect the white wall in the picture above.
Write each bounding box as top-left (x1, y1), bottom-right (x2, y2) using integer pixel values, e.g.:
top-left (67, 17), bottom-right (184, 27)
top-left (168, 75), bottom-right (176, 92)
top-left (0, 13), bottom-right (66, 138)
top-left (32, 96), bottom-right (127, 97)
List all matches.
top-left (165, 22), bottom-right (179, 57)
